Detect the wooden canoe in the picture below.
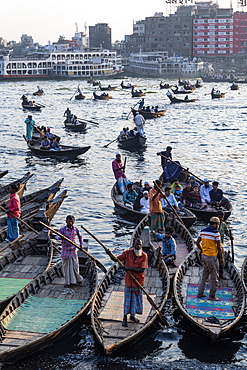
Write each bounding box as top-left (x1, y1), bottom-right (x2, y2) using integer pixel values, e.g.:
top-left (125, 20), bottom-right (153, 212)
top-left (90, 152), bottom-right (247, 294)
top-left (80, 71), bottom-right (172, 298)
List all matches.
top-left (160, 83), bottom-right (173, 89)
top-left (91, 214), bottom-right (170, 355)
top-left (93, 92), bottom-right (112, 100)
top-left (121, 83), bottom-right (135, 89)
top-left (0, 172), bottom-right (32, 204)
top-left (185, 200), bottom-right (232, 223)
top-left (111, 182), bottom-right (197, 228)
top-left (171, 89), bottom-right (193, 95)
top-left (0, 250), bottom-right (97, 363)
top-left (211, 92), bottom-right (225, 99)
top-left (99, 86), bottom-right (118, 91)
top-left (24, 135), bottom-right (90, 159)
top-left (0, 189), bottom-right (67, 311)
top-left (131, 108), bottom-right (166, 119)
top-left (174, 249), bottom-right (246, 341)
top-left (167, 95), bottom-right (198, 103)
top-left (75, 94), bottom-right (85, 100)
top-left (33, 91), bottom-right (44, 96)
top-left (230, 85), bottom-right (239, 90)
top-left (117, 134), bottom-right (147, 150)
top-left (131, 91), bottom-right (146, 98)
top-left (64, 119), bottom-right (87, 132)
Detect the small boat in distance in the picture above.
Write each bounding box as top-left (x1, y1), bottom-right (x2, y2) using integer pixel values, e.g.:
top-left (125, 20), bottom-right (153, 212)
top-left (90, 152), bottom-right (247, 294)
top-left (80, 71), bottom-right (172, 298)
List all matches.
top-left (64, 119), bottom-right (87, 132)
top-left (167, 95), bottom-right (198, 103)
top-left (131, 108), bottom-right (166, 119)
top-left (21, 95), bottom-right (42, 111)
top-left (93, 92), bottom-right (112, 100)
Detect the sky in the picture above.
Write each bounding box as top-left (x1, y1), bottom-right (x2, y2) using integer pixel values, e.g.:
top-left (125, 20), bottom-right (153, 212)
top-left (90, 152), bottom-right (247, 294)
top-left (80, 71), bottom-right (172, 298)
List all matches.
top-left (1, 0), bottom-right (243, 45)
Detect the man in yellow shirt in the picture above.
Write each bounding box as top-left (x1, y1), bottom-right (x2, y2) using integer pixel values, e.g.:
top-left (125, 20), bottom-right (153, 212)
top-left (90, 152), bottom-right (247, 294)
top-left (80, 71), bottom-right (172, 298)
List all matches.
top-left (196, 216), bottom-right (223, 301)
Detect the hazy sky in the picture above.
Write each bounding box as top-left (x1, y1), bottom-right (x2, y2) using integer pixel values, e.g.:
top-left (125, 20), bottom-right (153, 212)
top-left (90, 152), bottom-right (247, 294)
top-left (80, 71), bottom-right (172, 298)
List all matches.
top-left (1, 0), bottom-right (242, 45)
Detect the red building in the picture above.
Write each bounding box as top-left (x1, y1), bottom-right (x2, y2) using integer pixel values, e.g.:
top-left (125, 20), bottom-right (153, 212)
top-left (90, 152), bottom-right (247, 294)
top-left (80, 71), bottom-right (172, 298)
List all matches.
top-left (233, 12), bottom-right (247, 54)
top-left (193, 17), bottom-right (233, 56)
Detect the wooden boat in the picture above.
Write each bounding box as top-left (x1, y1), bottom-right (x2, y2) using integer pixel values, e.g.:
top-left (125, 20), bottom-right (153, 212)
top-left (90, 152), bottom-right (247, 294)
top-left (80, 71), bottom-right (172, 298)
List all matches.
top-left (241, 257), bottom-right (247, 292)
top-left (230, 84), bottom-right (239, 91)
top-left (195, 80), bottom-right (202, 88)
top-left (120, 82), bottom-right (135, 89)
top-left (178, 78), bottom-right (190, 86)
top-left (99, 86), bottom-right (118, 91)
top-left (23, 135), bottom-right (90, 159)
top-left (171, 89), bottom-right (193, 95)
top-left (33, 90), bottom-right (44, 96)
top-left (0, 189), bottom-right (67, 312)
top-left (174, 248), bottom-right (246, 341)
top-left (131, 108), bottom-right (166, 119)
top-left (0, 246), bottom-right (97, 363)
top-left (184, 84), bottom-right (196, 91)
top-left (117, 134), bottom-right (147, 150)
top-left (21, 96), bottom-right (42, 111)
top-left (91, 214), bottom-right (170, 355)
top-left (160, 82), bottom-right (173, 89)
top-left (93, 92), bottom-right (112, 100)
top-left (185, 201), bottom-right (232, 223)
top-left (131, 91), bottom-right (146, 98)
top-left (201, 76), bottom-right (233, 83)
top-left (167, 95), bottom-right (198, 103)
top-left (75, 93), bottom-right (85, 100)
top-left (211, 92), bottom-right (225, 99)
top-left (64, 119), bottom-right (87, 132)
top-left (0, 172), bottom-right (32, 204)
top-left (111, 182), bottom-right (197, 228)
top-left (0, 178), bottom-right (64, 239)
top-left (0, 171), bottom-right (8, 180)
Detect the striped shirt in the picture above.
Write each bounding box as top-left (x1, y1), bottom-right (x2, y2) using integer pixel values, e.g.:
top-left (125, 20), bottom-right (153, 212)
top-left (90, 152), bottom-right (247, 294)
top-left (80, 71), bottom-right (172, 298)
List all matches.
top-left (58, 225), bottom-right (82, 259)
top-left (200, 226), bottom-right (220, 257)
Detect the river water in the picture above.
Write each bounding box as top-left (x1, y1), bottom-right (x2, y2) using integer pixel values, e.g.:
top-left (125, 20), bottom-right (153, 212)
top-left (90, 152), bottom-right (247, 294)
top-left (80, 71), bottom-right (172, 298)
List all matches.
top-left (1, 77), bottom-right (247, 369)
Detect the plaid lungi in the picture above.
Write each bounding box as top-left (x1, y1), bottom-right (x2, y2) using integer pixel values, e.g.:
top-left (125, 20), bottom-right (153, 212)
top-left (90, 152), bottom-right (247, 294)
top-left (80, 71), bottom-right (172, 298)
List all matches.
top-left (150, 212), bottom-right (165, 232)
top-left (124, 286), bottom-right (143, 316)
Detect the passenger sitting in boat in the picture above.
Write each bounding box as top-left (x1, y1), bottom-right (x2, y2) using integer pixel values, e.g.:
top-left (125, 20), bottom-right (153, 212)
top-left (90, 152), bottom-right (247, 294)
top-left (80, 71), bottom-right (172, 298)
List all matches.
top-left (174, 185), bottom-right (183, 202)
top-left (37, 86), bottom-right (43, 93)
top-left (46, 127), bottom-right (54, 140)
top-left (141, 181), bottom-right (152, 193)
top-left (184, 95), bottom-right (189, 101)
top-left (128, 130), bottom-right (135, 138)
top-left (200, 178), bottom-right (213, 205)
top-left (145, 106), bottom-right (151, 112)
top-left (40, 136), bottom-right (50, 150)
top-left (181, 181), bottom-right (192, 203)
top-left (102, 92), bottom-right (108, 97)
top-left (108, 84), bottom-right (111, 88)
top-left (170, 178), bottom-right (183, 194)
top-left (138, 98), bottom-right (145, 110)
top-left (64, 107), bottom-right (73, 123)
top-left (161, 187), bottom-right (181, 213)
top-left (154, 106), bottom-right (159, 112)
top-left (133, 127), bottom-right (138, 136)
top-left (209, 181), bottom-right (227, 208)
top-left (71, 115), bottom-right (79, 125)
top-left (122, 183), bottom-right (138, 209)
top-left (166, 90), bottom-right (172, 97)
top-left (152, 227), bottom-right (177, 267)
top-left (140, 191), bottom-right (150, 214)
top-left (188, 175), bottom-right (199, 188)
top-left (185, 185), bottom-right (202, 209)
top-left (119, 127), bottom-right (129, 141)
top-left (50, 137), bottom-right (60, 151)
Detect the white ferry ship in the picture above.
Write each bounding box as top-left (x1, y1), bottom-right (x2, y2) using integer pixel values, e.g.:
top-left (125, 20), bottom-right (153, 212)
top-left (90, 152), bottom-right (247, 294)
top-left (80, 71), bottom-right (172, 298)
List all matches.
top-left (0, 50), bottom-right (123, 79)
top-left (127, 51), bottom-right (205, 77)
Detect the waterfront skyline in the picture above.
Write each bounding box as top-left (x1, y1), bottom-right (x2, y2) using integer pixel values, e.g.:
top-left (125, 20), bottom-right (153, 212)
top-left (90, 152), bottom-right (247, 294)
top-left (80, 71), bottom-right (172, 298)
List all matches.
top-left (1, 0), bottom-right (243, 45)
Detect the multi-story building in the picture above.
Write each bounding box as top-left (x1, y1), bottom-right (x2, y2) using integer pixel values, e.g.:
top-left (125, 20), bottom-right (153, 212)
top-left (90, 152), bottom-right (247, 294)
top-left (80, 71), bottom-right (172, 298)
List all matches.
top-left (233, 11), bottom-right (247, 54)
top-left (89, 23), bottom-right (111, 50)
top-left (193, 2), bottom-right (234, 57)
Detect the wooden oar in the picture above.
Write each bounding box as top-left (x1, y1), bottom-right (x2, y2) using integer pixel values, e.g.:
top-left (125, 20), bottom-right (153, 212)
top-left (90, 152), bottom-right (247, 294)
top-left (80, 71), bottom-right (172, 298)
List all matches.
top-left (81, 225), bottom-right (167, 326)
top-left (77, 118), bottom-right (99, 125)
top-left (70, 85), bottom-right (79, 101)
top-left (126, 101), bottom-right (140, 120)
top-left (34, 102), bottom-right (45, 108)
top-left (154, 181), bottom-right (186, 228)
top-left (39, 221), bottom-right (107, 273)
top-left (103, 137), bottom-right (118, 148)
top-left (0, 205), bottom-right (39, 235)
top-left (0, 235), bottom-right (24, 254)
top-left (229, 229), bottom-right (234, 263)
top-left (159, 153), bottom-right (203, 184)
top-left (29, 122), bottom-right (44, 137)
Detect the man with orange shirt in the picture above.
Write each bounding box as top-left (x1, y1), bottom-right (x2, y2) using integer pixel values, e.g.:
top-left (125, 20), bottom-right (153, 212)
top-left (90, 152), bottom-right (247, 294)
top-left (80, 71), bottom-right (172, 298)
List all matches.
top-left (6, 184), bottom-right (21, 241)
top-left (118, 238), bottom-right (148, 327)
top-left (149, 179), bottom-right (165, 232)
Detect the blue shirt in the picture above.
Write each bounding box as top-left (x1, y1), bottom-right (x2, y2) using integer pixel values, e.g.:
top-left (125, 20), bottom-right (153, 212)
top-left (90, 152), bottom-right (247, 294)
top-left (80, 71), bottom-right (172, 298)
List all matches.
top-left (156, 233), bottom-right (177, 258)
top-left (122, 189), bottom-right (138, 204)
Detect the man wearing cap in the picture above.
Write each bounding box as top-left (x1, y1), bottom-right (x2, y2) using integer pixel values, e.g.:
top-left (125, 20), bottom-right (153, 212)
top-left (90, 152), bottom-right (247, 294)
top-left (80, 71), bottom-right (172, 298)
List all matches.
top-left (112, 153), bottom-right (129, 194)
top-left (140, 191), bottom-right (150, 214)
top-left (196, 217), bottom-right (223, 301)
top-left (134, 112), bottom-right (145, 136)
top-left (141, 181), bottom-right (152, 193)
top-left (200, 178), bottom-right (213, 206)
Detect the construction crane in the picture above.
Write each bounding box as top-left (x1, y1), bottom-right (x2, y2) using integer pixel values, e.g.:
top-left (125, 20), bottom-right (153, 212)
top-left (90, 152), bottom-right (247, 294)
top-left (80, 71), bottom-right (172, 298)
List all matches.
top-left (84, 22), bottom-right (87, 34)
top-left (75, 22), bottom-right (78, 33)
